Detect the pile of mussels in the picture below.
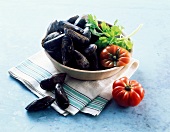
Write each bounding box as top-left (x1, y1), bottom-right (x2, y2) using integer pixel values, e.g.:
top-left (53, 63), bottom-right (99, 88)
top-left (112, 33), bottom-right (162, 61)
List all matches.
top-left (41, 15), bottom-right (101, 70)
top-left (26, 73), bottom-right (69, 111)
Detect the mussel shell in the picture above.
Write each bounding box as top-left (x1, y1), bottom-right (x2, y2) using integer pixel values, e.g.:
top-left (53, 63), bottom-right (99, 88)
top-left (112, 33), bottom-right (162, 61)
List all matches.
top-left (40, 73), bottom-right (67, 91)
top-left (55, 83), bottom-right (69, 110)
top-left (83, 44), bottom-right (99, 70)
top-left (42, 32), bottom-right (60, 45)
top-left (46, 20), bottom-right (59, 36)
top-left (64, 28), bottom-right (90, 49)
top-left (61, 35), bottom-right (75, 66)
top-left (57, 21), bottom-right (84, 34)
top-left (43, 34), bottom-right (65, 51)
top-left (52, 73), bottom-right (67, 84)
top-left (47, 49), bottom-right (62, 63)
top-left (82, 27), bottom-right (91, 40)
top-left (84, 44), bottom-right (97, 56)
top-left (73, 50), bottom-right (90, 70)
top-left (67, 15), bottom-right (79, 24)
top-left (25, 96), bottom-right (55, 111)
top-left (74, 16), bottom-right (86, 29)
top-left (40, 78), bottom-right (55, 91)
top-left (87, 52), bottom-right (99, 70)
top-left (89, 33), bottom-right (99, 44)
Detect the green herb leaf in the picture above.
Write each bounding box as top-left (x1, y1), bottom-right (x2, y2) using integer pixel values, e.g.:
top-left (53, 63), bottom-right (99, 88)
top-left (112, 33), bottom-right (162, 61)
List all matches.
top-left (86, 14), bottom-right (142, 52)
top-left (101, 21), bottom-right (110, 32)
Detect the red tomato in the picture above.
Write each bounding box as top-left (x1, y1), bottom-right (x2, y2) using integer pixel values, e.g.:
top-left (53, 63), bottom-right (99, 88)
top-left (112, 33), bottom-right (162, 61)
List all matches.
top-left (100, 45), bottom-right (130, 68)
top-left (112, 77), bottom-right (145, 107)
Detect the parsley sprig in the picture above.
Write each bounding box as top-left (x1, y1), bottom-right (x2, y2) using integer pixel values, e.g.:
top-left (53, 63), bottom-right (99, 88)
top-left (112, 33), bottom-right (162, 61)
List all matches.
top-left (86, 14), bottom-right (142, 51)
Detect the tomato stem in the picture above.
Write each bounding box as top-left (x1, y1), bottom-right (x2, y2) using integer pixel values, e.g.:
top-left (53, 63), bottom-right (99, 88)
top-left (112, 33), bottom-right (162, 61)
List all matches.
top-left (125, 85), bottom-right (131, 91)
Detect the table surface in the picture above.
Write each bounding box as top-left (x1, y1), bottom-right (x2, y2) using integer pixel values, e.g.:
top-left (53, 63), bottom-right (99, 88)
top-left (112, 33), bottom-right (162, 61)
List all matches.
top-left (1, 0), bottom-right (170, 132)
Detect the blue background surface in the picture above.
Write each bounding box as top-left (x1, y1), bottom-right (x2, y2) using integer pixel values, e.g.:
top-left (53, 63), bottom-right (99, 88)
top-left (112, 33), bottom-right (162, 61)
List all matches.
top-left (1, 0), bottom-right (170, 131)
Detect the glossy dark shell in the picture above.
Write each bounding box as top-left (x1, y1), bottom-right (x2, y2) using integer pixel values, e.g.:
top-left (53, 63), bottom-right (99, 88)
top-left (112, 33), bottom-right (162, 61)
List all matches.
top-left (57, 21), bottom-right (84, 34)
top-left (42, 32), bottom-right (60, 45)
top-left (55, 83), bottom-right (69, 110)
top-left (73, 50), bottom-right (90, 70)
top-left (43, 34), bottom-right (64, 51)
top-left (40, 73), bottom-right (67, 91)
top-left (47, 49), bottom-right (62, 63)
top-left (82, 27), bottom-right (91, 40)
top-left (46, 20), bottom-right (59, 36)
top-left (83, 44), bottom-right (99, 70)
top-left (89, 33), bottom-right (99, 44)
top-left (61, 35), bottom-right (74, 66)
top-left (64, 28), bottom-right (90, 49)
top-left (84, 44), bottom-right (97, 56)
top-left (67, 15), bottom-right (79, 24)
top-left (25, 96), bottom-right (55, 111)
top-left (74, 16), bottom-right (86, 29)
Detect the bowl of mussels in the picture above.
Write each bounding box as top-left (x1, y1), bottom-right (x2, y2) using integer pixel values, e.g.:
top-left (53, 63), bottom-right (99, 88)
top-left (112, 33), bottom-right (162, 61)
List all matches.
top-left (41, 14), bottom-right (138, 80)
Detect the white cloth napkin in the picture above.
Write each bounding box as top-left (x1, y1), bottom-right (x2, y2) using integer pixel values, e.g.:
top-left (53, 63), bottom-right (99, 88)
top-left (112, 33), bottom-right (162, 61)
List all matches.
top-left (8, 50), bottom-right (139, 116)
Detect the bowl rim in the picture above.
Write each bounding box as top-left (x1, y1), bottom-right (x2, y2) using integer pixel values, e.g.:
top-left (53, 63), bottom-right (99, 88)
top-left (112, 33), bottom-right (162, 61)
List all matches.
top-left (44, 50), bottom-right (124, 73)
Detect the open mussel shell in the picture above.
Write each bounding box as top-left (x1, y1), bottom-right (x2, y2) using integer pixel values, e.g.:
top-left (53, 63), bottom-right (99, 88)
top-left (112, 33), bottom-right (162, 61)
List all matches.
top-left (66, 15), bottom-right (79, 24)
top-left (73, 50), bottom-right (90, 70)
top-left (61, 35), bottom-right (75, 66)
top-left (25, 96), bottom-right (55, 111)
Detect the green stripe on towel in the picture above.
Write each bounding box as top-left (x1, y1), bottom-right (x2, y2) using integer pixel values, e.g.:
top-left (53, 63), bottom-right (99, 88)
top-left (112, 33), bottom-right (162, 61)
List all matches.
top-left (86, 103), bottom-right (103, 111)
top-left (85, 96), bottom-right (108, 111)
top-left (67, 96), bottom-right (85, 110)
top-left (63, 84), bottom-right (91, 104)
top-left (95, 96), bottom-right (108, 103)
top-left (24, 60), bottom-right (52, 77)
top-left (16, 59), bottom-right (52, 82)
top-left (17, 64), bottom-right (43, 82)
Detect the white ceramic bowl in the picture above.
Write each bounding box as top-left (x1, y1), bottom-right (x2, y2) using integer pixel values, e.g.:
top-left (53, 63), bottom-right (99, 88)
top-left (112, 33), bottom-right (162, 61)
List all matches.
top-left (44, 15), bottom-right (132, 80)
top-left (45, 50), bottom-right (125, 80)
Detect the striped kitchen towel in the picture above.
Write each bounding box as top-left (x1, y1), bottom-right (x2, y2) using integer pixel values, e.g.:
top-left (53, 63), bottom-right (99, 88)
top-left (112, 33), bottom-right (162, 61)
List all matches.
top-left (8, 50), bottom-right (139, 116)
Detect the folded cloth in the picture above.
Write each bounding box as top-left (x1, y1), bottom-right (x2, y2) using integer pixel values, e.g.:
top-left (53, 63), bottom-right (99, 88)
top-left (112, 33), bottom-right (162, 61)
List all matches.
top-left (8, 50), bottom-right (139, 116)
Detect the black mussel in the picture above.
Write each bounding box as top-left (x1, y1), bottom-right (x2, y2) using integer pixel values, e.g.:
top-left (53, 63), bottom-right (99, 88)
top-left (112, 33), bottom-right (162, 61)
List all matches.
top-left (89, 33), bottom-right (99, 44)
top-left (42, 32), bottom-right (60, 46)
top-left (84, 44), bottom-right (97, 55)
top-left (64, 28), bottom-right (90, 49)
top-left (67, 15), bottom-right (79, 24)
top-left (74, 16), bottom-right (86, 29)
top-left (40, 73), bottom-right (67, 91)
top-left (57, 21), bottom-right (84, 34)
top-left (84, 44), bottom-right (99, 70)
top-left (61, 35), bottom-right (74, 66)
top-left (47, 49), bottom-right (62, 63)
top-left (25, 96), bottom-right (55, 111)
top-left (43, 34), bottom-right (65, 51)
top-left (55, 83), bottom-right (69, 110)
top-left (46, 20), bottom-right (60, 36)
top-left (73, 50), bottom-right (90, 70)
top-left (82, 27), bottom-right (91, 40)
